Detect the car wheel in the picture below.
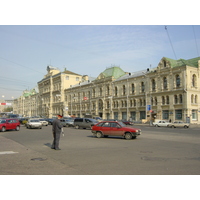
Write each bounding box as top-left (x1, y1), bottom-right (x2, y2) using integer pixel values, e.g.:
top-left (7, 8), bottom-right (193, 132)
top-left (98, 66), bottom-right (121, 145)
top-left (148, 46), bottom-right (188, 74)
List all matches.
top-left (96, 132), bottom-right (102, 138)
top-left (184, 125), bottom-right (188, 128)
top-left (75, 125), bottom-right (79, 129)
top-left (172, 125), bottom-right (175, 128)
top-left (1, 126), bottom-right (6, 132)
top-left (155, 124), bottom-right (158, 127)
top-left (15, 126), bottom-right (20, 131)
top-left (125, 132), bottom-right (132, 140)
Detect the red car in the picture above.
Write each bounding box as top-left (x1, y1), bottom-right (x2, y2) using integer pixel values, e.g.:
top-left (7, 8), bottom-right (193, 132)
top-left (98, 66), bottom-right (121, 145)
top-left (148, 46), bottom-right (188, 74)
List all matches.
top-left (91, 121), bottom-right (141, 140)
top-left (0, 118), bottom-right (20, 132)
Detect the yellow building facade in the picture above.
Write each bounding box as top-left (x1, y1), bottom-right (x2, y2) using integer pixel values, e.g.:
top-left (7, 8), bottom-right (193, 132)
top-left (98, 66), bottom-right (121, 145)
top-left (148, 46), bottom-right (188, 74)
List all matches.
top-left (65, 57), bottom-right (200, 124)
top-left (13, 56), bottom-right (200, 124)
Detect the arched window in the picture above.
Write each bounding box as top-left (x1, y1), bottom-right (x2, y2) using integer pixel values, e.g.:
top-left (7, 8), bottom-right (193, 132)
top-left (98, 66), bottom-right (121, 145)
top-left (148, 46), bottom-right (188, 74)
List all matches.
top-left (141, 82), bottom-right (145, 92)
top-left (166, 96), bottom-right (169, 104)
top-left (163, 77), bottom-right (168, 89)
top-left (176, 75), bottom-right (180, 87)
top-left (131, 84), bottom-right (135, 94)
top-left (162, 96), bottom-right (165, 105)
top-left (192, 74), bottom-right (197, 87)
top-left (174, 95), bottom-right (178, 104)
top-left (191, 94), bottom-right (194, 103)
top-left (114, 87), bottom-right (118, 96)
top-left (179, 94), bottom-right (182, 103)
top-left (152, 79), bottom-right (156, 91)
top-left (122, 85), bottom-right (126, 95)
top-left (195, 95), bottom-right (198, 104)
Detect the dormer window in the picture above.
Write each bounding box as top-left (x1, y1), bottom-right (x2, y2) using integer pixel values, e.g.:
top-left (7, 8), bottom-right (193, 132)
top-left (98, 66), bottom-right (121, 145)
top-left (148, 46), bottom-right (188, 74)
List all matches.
top-left (164, 60), bottom-right (167, 67)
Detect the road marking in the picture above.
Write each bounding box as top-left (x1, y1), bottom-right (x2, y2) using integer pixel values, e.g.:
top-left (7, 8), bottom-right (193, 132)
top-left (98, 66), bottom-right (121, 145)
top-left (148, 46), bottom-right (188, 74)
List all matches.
top-left (0, 151), bottom-right (18, 155)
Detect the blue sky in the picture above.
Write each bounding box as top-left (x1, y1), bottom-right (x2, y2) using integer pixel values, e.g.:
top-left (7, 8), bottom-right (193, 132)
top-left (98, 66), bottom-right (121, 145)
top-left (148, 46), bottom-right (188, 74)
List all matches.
top-left (1, 25), bottom-right (200, 100)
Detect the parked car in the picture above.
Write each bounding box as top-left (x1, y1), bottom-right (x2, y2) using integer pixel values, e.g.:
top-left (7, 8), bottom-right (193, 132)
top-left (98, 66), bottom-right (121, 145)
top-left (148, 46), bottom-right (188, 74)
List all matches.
top-left (26, 119), bottom-right (42, 129)
top-left (153, 120), bottom-right (171, 127)
top-left (45, 118), bottom-right (54, 125)
top-left (168, 121), bottom-right (189, 128)
top-left (65, 118), bottom-right (74, 127)
top-left (74, 118), bottom-right (98, 129)
top-left (121, 120), bottom-right (134, 125)
top-left (91, 121), bottom-right (141, 140)
top-left (38, 118), bottom-right (48, 126)
top-left (0, 118), bottom-right (20, 132)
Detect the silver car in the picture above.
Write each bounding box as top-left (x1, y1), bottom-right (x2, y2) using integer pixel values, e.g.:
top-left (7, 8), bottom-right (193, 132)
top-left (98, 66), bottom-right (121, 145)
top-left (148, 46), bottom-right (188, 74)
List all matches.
top-left (26, 119), bottom-right (42, 129)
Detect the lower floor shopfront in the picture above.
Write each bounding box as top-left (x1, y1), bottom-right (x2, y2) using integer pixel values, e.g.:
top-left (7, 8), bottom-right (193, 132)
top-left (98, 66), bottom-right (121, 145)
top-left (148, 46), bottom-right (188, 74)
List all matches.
top-left (69, 107), bottom-right (199, 124)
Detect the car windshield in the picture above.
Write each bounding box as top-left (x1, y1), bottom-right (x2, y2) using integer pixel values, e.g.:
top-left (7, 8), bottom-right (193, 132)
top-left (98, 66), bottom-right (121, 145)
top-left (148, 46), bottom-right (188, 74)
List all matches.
top-left (0, 120), bottom-right (6, 124)
top-left (30, 120), bottom-right (40, 122)
top-left (39, 119), bottom-right (45, 121)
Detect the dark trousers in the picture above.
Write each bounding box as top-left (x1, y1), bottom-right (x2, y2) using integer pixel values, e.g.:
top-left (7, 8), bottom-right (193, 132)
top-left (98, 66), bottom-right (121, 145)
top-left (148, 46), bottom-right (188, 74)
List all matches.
top-left (52, 131), bottom-right (61, 149)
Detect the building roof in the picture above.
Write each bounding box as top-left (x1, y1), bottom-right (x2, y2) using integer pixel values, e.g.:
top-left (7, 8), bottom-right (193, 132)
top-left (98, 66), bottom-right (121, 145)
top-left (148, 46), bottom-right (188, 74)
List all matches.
top-left (164, 57), bottom-right (200, 68)
top-left (97, 66), bottom-right (126, 80)
top-left (63, 69), bottom-right (81, 76)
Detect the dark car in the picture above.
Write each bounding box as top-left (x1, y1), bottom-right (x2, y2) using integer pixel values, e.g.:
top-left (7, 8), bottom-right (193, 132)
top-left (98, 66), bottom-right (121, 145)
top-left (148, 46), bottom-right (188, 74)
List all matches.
top-left (46, 118), bottom-right (54, 125)
top-left (121, 120), bottom-right (134, 125)
top-left (91, 121), bottom-right (141, 140)
top-left (0, 118), bottom-right (20, 132)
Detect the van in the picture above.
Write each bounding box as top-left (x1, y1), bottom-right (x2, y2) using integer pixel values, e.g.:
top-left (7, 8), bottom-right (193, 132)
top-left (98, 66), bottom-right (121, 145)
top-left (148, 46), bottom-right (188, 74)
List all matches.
top-left (74, 118), bottom-right (98, 129)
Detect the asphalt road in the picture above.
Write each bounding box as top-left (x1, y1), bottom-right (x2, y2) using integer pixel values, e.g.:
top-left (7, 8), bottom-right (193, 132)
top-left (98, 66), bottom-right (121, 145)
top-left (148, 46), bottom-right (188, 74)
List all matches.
top-left (0, 124), bottom-right (200, 175)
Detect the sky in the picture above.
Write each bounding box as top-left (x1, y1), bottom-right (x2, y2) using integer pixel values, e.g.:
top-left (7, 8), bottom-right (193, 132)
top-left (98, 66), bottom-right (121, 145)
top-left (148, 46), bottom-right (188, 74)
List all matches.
top-left (0, 0), bottom-right (200, 100)
top-left (0, 25), bottom-right (200, 100)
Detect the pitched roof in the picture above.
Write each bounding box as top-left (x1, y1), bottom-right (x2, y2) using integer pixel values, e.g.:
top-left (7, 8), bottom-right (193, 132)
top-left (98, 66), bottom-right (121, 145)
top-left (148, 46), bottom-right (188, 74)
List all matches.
top-left (164, 57), bottom-right (200, 68)
top-left (97, 66), bottom-right (126, 79)
top-left (63, 70), bottom-right (81, 76)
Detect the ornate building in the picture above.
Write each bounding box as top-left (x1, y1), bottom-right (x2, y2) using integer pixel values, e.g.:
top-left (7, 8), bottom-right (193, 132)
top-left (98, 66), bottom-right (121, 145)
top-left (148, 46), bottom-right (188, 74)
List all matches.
top-left (13, 56), bottom-right (200, 124)
top-left (65, 57), bottom-right (200, 124)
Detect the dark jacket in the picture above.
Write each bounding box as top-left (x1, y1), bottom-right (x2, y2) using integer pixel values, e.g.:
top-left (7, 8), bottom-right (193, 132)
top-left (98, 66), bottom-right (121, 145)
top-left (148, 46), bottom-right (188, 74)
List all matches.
top-left (52, 118), bottom-right (63, 134)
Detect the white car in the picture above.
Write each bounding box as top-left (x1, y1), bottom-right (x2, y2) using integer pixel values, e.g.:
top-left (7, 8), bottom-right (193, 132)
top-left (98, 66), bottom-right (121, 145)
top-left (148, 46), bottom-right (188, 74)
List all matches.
top-left (153, 120), bottom-right (171, 127)
top-left (26, 119), bottom-right (42, 129)
top-left (39, 118), bottom-right (48, 126)
top-left (168, 121), bottom-right (189, 128)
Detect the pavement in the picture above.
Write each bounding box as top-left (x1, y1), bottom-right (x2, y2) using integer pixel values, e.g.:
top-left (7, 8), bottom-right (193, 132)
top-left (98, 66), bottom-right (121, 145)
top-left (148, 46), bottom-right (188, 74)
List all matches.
top-left (0, 135), bottom-right (80, 175)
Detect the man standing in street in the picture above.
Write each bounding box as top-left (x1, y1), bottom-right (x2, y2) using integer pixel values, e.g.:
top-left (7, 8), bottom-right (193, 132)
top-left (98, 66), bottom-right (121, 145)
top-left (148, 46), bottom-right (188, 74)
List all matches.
top-left (51, 114), bottom-right (63, 150)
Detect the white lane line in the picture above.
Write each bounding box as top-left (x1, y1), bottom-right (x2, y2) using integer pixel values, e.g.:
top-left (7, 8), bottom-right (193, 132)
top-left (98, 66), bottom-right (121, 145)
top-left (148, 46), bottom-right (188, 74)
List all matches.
top-left (0, 151), bottom-right (18, 155)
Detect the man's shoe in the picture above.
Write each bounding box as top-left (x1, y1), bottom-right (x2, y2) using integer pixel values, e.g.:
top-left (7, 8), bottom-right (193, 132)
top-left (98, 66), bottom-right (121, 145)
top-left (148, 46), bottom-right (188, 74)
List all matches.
top-left (51, 147), bottom-right (55, 149)
top-left (55, 148), bottom-right (61, 150)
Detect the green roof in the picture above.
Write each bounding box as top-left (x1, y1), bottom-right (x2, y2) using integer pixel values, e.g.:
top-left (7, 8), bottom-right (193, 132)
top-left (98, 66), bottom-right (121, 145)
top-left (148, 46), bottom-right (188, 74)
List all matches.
top-left (164, 57), bottom-right (200, 68)
top-left (98, 66), bottom-right (126, 79)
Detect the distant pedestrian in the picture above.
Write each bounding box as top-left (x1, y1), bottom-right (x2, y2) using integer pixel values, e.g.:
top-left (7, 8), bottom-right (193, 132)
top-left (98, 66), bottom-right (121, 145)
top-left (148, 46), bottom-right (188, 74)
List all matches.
top-left (51, 114), bottom-right (63, 150)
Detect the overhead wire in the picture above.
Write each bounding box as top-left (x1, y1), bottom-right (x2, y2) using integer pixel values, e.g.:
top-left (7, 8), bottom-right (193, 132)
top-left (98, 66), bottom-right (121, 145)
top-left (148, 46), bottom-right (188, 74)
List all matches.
top-left (192, 25), bottom-right (200, 57)
top-left (165, 26), bottom-right (177, 60)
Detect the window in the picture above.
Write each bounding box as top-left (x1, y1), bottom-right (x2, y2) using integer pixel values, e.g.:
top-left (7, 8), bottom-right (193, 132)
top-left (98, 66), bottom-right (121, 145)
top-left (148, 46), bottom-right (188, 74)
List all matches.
top-left (131, 84), bottom-right (135, 94)
top-left (179, 94), bottom-right (182, 103)
top-left (122, 85), bottom-right (126, 95)
top-left (191, 94), bottom-right (194, 104)
top-left (162, 96), bottom-right (165, 105)
top-left (106, 86), bottom-right (110, 96)
top-left (162, 110), bottom-right (169, 120)
top-left (174, 95), bottom-right (178, 104)
top-left (192, 109), bottom-right (198, 120)
top-left (152, 79), bottom-right (156, 91)
top-left (166, 96), bottom-right (169, 104)
top-left (66, 76), bottom-right (69, 80)
top-left (195, 95), bottom-right (198, 104)
top-left (76, 77), bottom-right (79, 81)
top-left (163, 77), bottom-right (168, 89)
top-left (141, 82), bottom-right (145, 92)
top-left (175, 110), bottom-right (182, 120)
top-left (176, 75), bottom-right (180, 87)
top-left (192, 74), bottom-right (197, 87)
top-left (114, 87), bottom-right (118, 96)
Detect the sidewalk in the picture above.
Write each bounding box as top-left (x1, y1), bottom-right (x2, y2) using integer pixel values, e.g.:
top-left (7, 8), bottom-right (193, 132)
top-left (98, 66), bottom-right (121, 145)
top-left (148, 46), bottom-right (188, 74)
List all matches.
top-left (0, 136), bottom-right (80, 175)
